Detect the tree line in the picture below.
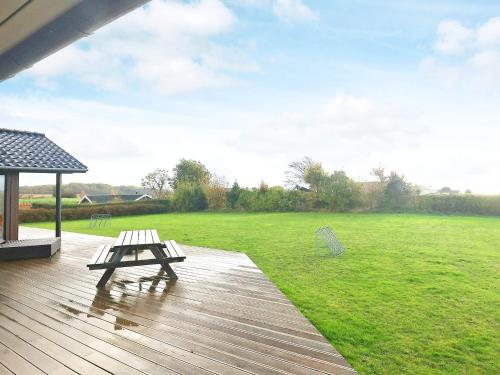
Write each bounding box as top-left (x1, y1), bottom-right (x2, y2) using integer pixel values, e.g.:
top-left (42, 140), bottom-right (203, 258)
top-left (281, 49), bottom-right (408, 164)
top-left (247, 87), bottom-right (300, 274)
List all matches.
top-left (141, 157), bottom-right (429, 213)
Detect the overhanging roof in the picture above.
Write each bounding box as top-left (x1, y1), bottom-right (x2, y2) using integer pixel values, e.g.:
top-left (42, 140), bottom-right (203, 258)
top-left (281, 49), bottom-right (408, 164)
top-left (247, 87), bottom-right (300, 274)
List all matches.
top-left (0, 0), bottom-right (150, 82)
top-left (0, 128), bottom-right (87, 173)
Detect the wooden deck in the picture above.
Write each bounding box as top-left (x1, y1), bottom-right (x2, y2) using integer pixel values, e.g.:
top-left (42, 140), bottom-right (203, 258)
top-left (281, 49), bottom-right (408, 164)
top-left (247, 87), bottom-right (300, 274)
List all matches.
top-left (0, 227), bottom-right (356, 375)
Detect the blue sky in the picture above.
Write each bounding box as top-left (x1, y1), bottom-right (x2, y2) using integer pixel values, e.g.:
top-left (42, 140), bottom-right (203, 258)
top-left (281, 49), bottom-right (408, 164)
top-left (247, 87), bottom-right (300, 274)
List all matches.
top-left (2, 0), bottom-right (500, 193)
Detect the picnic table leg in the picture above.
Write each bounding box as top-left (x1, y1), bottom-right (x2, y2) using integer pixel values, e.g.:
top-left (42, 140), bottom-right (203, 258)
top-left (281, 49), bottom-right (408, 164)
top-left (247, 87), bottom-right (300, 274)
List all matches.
top-left (97, 268), bottom-right (116, 288)
top-left (163, 263), bottom-right (178, 279)
top-left (151, 245), bottom-right (178, 279)
top-left (96, 247), bottom-right (125, 288)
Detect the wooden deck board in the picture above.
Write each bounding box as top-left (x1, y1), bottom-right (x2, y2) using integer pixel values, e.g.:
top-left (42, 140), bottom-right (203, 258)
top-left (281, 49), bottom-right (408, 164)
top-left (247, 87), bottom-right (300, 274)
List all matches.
top-left (0, 227), bottom-right (357, 375)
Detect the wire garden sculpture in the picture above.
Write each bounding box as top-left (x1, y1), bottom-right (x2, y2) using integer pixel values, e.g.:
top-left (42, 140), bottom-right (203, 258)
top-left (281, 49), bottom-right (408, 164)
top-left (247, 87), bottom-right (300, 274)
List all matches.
top-left (89, 213), bottom-right (112, 228)
top-left (315, 227), bottom-right (345, 257)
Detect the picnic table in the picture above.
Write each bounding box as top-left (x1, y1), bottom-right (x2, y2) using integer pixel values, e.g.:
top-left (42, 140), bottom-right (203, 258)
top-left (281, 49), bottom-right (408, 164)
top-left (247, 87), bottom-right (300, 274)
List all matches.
top-left (87, 229), bottom-right (185, 287)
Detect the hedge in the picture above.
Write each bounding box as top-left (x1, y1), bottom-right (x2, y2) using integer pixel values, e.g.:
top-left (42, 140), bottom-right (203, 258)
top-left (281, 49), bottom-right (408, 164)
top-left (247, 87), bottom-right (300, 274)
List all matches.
top-left (414, 195), bottom-right (500, 216)
top-left (19, 194), bottom-right (500, 222)
top-left (20, 200), bottom-right (171, 223)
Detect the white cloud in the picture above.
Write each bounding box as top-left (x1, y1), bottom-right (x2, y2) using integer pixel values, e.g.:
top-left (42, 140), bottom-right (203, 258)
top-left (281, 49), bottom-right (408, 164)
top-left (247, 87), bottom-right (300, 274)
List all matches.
top-left (476, 17), bottom-right (500, 48)
top-left (28, 0), bottom-right (259, 94)
top-left (229, 0), bottom-right (318, 24)
top-left (272, 0), bottom-right (318, 24)
top-left (419, 57), bottom-right (462, 87)
top-left (2, 93), bottom-right (500, 193)
top-left (434, 20), bottom-right (473, 55)
top-left (423, 17), bottom-right (500, 89)
top-left (231, 95), bottom-right (425, 159)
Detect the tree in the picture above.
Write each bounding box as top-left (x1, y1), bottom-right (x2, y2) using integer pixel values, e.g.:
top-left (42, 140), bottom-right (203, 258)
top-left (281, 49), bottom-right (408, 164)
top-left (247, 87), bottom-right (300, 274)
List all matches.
top-left (381, 172), bottom-right (414, 210)
top-left (204, 175), bottom-right (228, 210)
top-left (141, 169), bottom-right (170, 198)
top-left (318, 171), bottom-right (358, 211)
top-left (258, 180), bottom-right (269, 194)
top-left (304, 164), bottom-right (327, 194)
top-left (371, 167), bottom-right (387, 183)
top-left (360, 167), bottom-right (389, 210)
top-left (173, 182), bottom-right (208, 211)
top-left (285, 156), bottom-right (326, 193)
top-left (227, 182), bottom-right (241, 208)
top-left (285, 157), bottom-right (312, 187)
top-left (170, 159), bottom-right (211, 189)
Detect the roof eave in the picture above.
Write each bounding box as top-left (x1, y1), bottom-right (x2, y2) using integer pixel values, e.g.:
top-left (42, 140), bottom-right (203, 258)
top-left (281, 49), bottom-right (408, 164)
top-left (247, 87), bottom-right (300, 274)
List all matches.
top-left (0, 0), bottom-right (151, 82)
top-left (0, 166), bottom-right (88, 174)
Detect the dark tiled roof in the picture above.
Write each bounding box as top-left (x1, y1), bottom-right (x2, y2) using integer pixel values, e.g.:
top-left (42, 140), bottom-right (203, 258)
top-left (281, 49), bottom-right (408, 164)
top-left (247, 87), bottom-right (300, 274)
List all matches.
top-left (0, 129), bottom-right (87, 173)
top-left (80, 194), bottom-right (152, 204)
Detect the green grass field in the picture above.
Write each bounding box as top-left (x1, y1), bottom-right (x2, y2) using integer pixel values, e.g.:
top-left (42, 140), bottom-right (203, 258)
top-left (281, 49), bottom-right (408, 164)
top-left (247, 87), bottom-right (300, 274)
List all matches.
top-left (19, 197), bottom-right (79, 206)
top-left (27, 212), bottom-right (499, 374)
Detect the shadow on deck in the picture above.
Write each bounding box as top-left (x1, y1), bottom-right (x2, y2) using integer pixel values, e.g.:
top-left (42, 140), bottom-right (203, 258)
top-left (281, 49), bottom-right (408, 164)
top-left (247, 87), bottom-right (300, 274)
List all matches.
top-left (0, 227), bottom-right (356, 375)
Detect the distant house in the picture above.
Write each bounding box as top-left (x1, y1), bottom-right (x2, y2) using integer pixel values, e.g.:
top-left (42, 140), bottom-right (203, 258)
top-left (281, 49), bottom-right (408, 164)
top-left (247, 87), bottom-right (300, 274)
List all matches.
top-left (78, 194), bottom-right (152, 205)
top-left (417, 186), bottom-right (440, 196)
top-left (294, 185), bottom-right (311, 192)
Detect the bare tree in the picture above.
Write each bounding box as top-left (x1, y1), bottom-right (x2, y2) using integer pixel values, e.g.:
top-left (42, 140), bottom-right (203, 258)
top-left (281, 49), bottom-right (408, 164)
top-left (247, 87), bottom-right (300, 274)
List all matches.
top-left (285, 156), bottom-right (326, 193)
top-left (141, 168), bottom-right (170, 198)
top-left (371, 167), bottom-right (387, 183)
top-left (285, 156), bottom-right (313, 187)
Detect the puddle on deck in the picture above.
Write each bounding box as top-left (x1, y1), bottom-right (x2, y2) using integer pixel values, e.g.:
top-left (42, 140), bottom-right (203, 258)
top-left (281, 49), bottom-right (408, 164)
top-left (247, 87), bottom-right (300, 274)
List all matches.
top-left (55, 271), bottom-right (177, 331)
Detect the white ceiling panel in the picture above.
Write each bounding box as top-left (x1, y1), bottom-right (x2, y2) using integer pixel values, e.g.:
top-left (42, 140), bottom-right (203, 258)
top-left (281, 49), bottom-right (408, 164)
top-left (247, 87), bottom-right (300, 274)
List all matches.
top-left (0, 0), bottom-right (82, 55)
top-left (0, 0), bottom-right (29, 24)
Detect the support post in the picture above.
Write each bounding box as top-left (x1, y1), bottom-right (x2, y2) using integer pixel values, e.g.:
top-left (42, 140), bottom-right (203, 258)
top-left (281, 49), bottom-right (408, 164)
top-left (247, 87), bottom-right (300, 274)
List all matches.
top-left (4, 173), bottom-right (20, 241)
top-left (55, 173), bottom-right (62, 238)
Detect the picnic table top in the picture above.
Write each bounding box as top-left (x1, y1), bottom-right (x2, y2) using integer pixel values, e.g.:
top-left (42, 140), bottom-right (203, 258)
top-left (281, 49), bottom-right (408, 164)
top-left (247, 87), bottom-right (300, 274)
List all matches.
top-left (113, 229), bottom-right (161, 248)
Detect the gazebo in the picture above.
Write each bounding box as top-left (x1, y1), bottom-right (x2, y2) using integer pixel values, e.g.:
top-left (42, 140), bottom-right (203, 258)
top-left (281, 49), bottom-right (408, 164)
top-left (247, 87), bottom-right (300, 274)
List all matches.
top-left (0, 128), bottom-right (87, 259)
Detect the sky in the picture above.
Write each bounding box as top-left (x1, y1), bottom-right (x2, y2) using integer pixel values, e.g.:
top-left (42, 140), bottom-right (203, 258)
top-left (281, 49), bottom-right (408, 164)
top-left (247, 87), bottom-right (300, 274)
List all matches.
top-left (1, 0), bottom-right (500, 193)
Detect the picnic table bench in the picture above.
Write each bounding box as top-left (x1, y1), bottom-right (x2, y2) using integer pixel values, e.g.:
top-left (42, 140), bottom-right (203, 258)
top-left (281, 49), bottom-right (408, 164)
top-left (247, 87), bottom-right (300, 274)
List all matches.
top-left (87, 229), bottom-right (185, 287)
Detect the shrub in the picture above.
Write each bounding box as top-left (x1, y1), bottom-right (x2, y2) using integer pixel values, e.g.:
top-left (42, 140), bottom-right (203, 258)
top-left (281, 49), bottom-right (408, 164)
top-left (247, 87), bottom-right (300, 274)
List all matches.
top-left (379, 172), bottom-right (414, 211)
top-left (204, 176), bottom-right (228, 210)
top-left (235, 189), bottom-right (256, 211)
top-left (227, 182), bottom-right (241, 208)
top-left (318, 171), bottom-right (359, 211)
top-left (235, 186), bottom-right (315, 212)
top-left (20, 200), bottom-right (171, 223)
top-left (414, 194), bottom-right (500, 216)
top-left (31, 202), bottom-right (80, 209)
top-left (173, 183), bottom-right (208, 211)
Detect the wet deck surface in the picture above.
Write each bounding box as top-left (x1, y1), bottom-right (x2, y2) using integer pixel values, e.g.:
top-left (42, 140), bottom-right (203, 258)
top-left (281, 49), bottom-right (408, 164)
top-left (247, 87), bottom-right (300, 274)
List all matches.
top-left (0, 227), bottom-right (356, 374)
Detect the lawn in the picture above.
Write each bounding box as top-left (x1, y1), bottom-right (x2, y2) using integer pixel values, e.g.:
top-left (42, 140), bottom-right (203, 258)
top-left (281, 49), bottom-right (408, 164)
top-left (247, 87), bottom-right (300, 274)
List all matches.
top-left (27, 212), bottom-right (499, 374)
top-left (19, 197), bottom-right (80, 206)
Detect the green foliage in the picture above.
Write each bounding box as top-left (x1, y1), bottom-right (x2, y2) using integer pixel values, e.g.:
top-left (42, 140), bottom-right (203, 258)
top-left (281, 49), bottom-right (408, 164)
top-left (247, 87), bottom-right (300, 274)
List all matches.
top-left (20, 197), bottom-right (79, 208)
top-left (235, 186), bottom-right (314, 212)
top-left (415, 194), bottom-right (500, 215)
top-left (29, 212), bottom-right (500, 374)
top-left (318, 171), bottom-right (360, 211)
top-left (234, 189), bottom-right (255, 211)
top-left (204, 175), bottom-right (228, 210)
top-left (173, 182), bottom-right (208, 211)
top-left (380, 172), bottom-right (414, 210)
top-left (170, 159), bottom-right (211, 189)
top-left (285, 156), bottom-right (326, 193)
top-left (23, 158), bottom-right (500, 217)
top-left (227, 182), bottom-right (241, 208)
top-left (19, 200), bottom-right (170, 223)
top-left (253, 186), bottom-right (290, 211)
top-left (304, 163), bottom-right (327, 194)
